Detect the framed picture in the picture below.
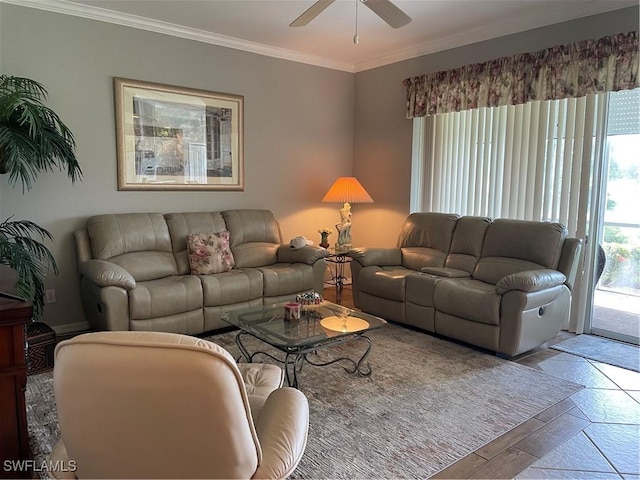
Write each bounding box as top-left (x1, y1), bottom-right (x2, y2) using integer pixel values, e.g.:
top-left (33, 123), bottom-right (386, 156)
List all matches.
top-left (114, 77), bottom-right (244, 191)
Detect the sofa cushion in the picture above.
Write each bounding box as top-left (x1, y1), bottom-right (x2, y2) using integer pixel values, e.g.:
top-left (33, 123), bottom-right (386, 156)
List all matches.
top-left (233, 243), bottom-right (280, 268)
top-left (200, 269), bottom-right (263, 306)
top-left (87, 213), bottom-right (177, 281)
top-left (187, 232), bottom-right (235, 275)
top-left (395, 212), bottom-right (459, 271)
top-left (421, 267), bottom-right (470, 278)
top-left (397, 212), bottom-right (459, 251)
top-left (221, 210), bottom-right (283, 268)
top-left (474, 219), bottom-right (567, 285)
top-left (406, 272), bottom-right (441, 307)
top-left (165, 212), bottom-right (227, 275)
top-left (445, 216), bottom-right (492, 273)
top-left (129, 276), bottom-right (203, 320)
top-left (434, 278), bottom-right (500, 326)
top-left (474, 257), bottom-right (547, 286)
top-left (401, 247), bottom-right (447, 271)
top-left (222, 210), bottom-right (282, 247)
top-left (258, 264), bottom-right (318, 297)
top-left (482, 219), bottom-right (567, 267)
top-left (108, 252), bottom-right (178, 283)
top-left (88, 213), bottom-right (171, 259)
top-left (358, 266), bottom-right (413, 302)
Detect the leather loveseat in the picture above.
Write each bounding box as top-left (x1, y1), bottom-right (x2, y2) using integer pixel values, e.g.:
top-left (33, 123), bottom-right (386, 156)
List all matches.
top-left (74, 209), bottom-right (328, 334)
top-left (349, 213), bottom-right (582, 357)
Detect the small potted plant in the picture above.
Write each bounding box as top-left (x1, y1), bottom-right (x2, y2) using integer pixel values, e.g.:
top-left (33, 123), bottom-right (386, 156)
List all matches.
top-left (318, 227), bottom-right (332, 249)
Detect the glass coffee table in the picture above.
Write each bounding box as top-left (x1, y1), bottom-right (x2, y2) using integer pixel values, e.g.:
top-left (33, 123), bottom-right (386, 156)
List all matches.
top-left (222, 301), bottom-right (387, 388)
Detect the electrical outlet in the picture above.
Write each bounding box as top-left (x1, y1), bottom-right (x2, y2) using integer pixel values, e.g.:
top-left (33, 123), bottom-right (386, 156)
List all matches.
top-left (45, 289), bottom-right (56, 304)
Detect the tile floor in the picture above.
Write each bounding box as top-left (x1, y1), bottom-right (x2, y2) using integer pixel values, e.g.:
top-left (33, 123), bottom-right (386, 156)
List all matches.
top-left (327, 287), bottom-right (640, 479)
top-left (422, 335), bottom-right (640, 479)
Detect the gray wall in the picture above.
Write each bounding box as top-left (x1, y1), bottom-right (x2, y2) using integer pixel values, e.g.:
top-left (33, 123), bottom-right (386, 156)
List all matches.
top-left (353, 6), bottom-right (640, 248)
top-left (0, 4), bottom-right (354, 332)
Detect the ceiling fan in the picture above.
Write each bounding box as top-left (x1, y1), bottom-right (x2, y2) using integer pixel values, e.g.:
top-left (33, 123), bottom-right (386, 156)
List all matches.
top-left (290, 0), bottom-right (412, 29)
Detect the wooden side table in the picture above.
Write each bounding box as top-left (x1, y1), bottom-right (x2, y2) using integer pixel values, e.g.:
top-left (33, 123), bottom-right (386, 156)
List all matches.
top-left (325, 248), bottom-right (352, 305)
top-left (0, 296), bottom-right (33, 478)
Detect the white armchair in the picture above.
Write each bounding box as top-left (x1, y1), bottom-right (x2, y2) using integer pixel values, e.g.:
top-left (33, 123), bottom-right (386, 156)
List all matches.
top-left (49, 331), bottom-right (309, 479)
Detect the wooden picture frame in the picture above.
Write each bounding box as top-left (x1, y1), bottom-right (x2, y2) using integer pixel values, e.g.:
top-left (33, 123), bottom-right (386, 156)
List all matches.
top-left (114, 78), bottom-right (244, 191)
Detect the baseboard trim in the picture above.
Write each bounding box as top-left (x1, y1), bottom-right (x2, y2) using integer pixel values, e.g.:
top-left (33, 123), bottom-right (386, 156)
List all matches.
top-left (51, 321), bottom-right (91, 336)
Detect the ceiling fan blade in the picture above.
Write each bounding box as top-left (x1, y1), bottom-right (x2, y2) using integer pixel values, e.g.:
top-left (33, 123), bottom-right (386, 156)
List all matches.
top-left (290, 0), bottom-right (336, 27)
top-left (362, 0), bottom-right (412, 29)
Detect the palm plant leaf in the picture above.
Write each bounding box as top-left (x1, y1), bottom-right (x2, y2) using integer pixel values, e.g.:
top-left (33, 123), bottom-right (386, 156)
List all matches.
top-left (0, 218), bottom-right (57, 317)
top-left (0, 123), bottom-right (41, 189)
top-left (0, 74), bottom-right (82, 191)
top-left (0, 242), bottom-right (47, 316)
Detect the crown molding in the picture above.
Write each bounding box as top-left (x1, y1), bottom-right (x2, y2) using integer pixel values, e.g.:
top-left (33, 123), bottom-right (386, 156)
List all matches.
top-left (2, 0), bottom-right (636, 74)
top-left (1, 0), bottom-right (356, 73)
top-left (353, 0), bottom-right (639, 72)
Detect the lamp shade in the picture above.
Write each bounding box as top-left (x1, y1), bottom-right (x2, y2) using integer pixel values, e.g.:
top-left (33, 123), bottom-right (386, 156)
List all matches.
top-left (322, 177), bottom-right (373, 204)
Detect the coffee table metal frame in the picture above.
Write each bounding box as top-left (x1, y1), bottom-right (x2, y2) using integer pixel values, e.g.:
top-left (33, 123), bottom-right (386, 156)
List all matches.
top-left (223, 302), bottom-right (387, 388)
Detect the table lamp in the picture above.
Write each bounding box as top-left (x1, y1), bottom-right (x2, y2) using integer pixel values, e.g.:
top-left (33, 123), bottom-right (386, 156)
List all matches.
top-left (322, 177), bottom-right (373, 252)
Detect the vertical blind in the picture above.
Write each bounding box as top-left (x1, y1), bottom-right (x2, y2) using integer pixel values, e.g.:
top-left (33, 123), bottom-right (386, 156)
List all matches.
top-left (412, 95), bottom-right (606, 238)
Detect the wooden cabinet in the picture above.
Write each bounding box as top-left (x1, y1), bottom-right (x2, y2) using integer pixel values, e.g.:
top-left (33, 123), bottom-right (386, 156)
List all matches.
top-left (0, 297), bottom-right (32, 478)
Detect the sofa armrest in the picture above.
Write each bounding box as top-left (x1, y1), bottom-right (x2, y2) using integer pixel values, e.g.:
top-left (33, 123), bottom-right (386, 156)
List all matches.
top-left (277, 245), bottom-right (329, 265)
top-left (495, 269), bottom-right (566, 295)
top-left (80, 260), bottom-right (136, 290)
top-left (557, 237), bottom-right (582, 290)
top-left (252, 387), bottom-right (309, 480)
top-left (421, 266), bottom-right (471, 278)
top-left (349, 247), bottom-right (402, 266)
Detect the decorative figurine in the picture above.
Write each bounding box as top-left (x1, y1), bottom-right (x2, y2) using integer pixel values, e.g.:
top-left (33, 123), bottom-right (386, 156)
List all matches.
top-left (318, 227), bottom-right (332, 249)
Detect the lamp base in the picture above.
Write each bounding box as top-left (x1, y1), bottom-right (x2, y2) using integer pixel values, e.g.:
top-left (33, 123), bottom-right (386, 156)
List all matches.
top-left (334, 243), bottom-right (352, 253)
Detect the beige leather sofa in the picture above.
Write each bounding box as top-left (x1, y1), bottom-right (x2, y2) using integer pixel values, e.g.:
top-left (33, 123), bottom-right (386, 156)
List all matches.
top-left (74, 209), bottom-right (328, 334)
top-left (349, 213), bottom-right (582, 357)
top-left (50, 331), bottom-right (309, 479)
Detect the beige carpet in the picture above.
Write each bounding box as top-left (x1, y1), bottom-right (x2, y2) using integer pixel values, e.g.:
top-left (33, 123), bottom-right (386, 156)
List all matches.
top-left (26, 324), bottom-right (582, 479)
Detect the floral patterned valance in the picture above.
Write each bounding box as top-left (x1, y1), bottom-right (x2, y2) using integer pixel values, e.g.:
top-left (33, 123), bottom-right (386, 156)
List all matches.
top-left (403, 32), bottom-right (639, 118)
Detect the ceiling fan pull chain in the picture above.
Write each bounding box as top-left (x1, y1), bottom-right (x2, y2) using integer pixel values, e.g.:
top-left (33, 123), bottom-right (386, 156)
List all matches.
top-left (353, 0), bottom-right (359, 44)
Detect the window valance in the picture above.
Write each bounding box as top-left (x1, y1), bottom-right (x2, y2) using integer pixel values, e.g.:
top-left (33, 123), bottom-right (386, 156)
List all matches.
top-left (403, 32), bottom-right (639, 118)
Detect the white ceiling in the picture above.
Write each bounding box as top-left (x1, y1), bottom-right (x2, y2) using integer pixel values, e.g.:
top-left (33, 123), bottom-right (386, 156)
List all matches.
top-left (8, 0), bottom-right (638, 72)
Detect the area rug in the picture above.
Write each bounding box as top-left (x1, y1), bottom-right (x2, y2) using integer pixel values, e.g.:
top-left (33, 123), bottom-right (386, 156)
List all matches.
top-left (551, 334), bottom-right (640, 372)
top-left (26, 324), bottom-right (581, 479)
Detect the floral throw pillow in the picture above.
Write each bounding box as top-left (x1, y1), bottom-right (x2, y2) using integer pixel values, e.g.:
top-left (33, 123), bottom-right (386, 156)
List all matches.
top-left (187, 231), bottom-right (235, 275)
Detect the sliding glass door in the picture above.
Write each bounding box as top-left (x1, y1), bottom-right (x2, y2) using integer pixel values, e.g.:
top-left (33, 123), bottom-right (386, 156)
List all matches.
top-left (589, 89), bottom-right (640, 345)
